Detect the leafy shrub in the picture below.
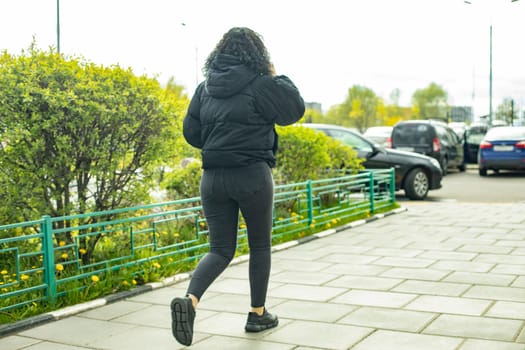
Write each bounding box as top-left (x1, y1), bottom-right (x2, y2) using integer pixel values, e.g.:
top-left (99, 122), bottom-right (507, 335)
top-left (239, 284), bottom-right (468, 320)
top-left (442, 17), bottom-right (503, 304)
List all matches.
top-left (273, 125), bottom-right (363, 184)
top-left (163, 159), bottom-right (202, 199)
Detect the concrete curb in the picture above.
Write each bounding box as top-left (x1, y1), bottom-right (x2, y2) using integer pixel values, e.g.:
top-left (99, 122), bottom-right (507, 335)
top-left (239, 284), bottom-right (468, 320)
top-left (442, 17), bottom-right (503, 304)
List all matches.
top-left (0, 206), bottom-right (407, 337)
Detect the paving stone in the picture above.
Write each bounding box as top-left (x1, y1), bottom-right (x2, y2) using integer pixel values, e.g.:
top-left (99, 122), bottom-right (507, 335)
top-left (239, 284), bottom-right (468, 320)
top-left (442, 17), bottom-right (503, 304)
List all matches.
top-left (322, 263), bottom-right (388, 276)
top-left (272, 259), bottom-right (333, 272)
top-left (88, 325), bottom-right (181, 350)
top-left (392, 280), bottom-right (470, 297)
top-left (264, 320), bottom-right (372, 350)
top-left (492, 264), bottom-right (525, 275)
top-left (0, 336), bottom-right (40, 350)
top-left (271, 300), bottom-right (356, 322)
top-left (458, 244), bottom-right (514, 254)
top-left (485, 301), bottom-right (525, 320)
top-left (319, 253), bottom-right (381, 265)
top-left (333, 290), bottom-right (417, 308)
top-left (270, 283), bottom-right (346, 302)
top-left (430, 260), bottom-right (494, 273)
top-left (326, 275), bottom-right (402, 291)
top-left (405, 295), bottom-right (491, 316)
top-left (351, 330), bottom-right (461, 350)
top-left (79, 301), bottom-right (150, 321)
top-left (18, 317), bottom-right (135, 347)
top-left (338, 306), bottom-right (436, 332)
top-left (474, 253), bottom-right (525, 265)
top-left (424, 314), bottom-right (522, 341)
top-left (365, 247), bottom-right (423, 258)
top-left (459, 339), bottom-right (525, 350)
top-left (380, 267), bottom-right (449, 281)
top-left (512, 276), bottom-right (525, 288)
top-left (418, 251), bottom-right (478, 261)
top-left (443, 271), bottom-right (515, 287)
top-left (464, 285), bottom-right (525, 302)
top-left (372, 257), bottom-right (436, 268)
top-left (407, 241), bottom-right (463, 251)
top-left (188, 335), bottom-right (293, 350)
top-left (271, 270), bottom-right (340, 286)
top-left (16, 342), bottom-right (92, 350)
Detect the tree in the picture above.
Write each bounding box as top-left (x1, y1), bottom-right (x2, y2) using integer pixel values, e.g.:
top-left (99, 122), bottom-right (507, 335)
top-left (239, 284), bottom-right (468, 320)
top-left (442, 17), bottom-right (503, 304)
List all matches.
top-left (0, 46), bottom-right (186, 259)
top-left (495, 98), bottom-right (515, 126)
top-left (324, 85), bottom-right (380, 133)
top-left (411, 82), bottom-right (449, 121)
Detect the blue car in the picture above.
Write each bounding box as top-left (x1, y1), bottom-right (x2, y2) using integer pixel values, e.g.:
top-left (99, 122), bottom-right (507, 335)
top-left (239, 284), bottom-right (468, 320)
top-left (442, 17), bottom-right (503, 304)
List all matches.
top-left (478, 126), bottom-right (525, 176)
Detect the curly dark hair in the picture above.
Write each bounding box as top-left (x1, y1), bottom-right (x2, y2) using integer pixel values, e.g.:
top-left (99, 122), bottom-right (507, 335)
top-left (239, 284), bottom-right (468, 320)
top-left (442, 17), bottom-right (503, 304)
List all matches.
top-left (204, 27), bottom-right (272, 76)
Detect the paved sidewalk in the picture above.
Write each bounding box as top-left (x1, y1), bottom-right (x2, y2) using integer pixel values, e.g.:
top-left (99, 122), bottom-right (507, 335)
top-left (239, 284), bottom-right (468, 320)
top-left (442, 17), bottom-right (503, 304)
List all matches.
top-left (2, 201), bottom-right (525, 350)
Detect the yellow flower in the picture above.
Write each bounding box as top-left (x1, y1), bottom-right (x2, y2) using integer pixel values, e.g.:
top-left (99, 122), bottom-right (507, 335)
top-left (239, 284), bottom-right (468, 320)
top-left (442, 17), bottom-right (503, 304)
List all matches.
top-left (1, 288), bottom-right (7, 292)
top-left (152, 262), bottom-right (161, 269)
top-left (131, 279), bottom-right (137, 285)
top-left (61, 253), bottom-right (68, 259)
top-left (239, 224), bottom-right (246, 229)
top-left (0, 270), bottom-right (7, 275)
top-left (291, 212), bottom-right (297, 217)
top-left (332, 219), bottom-right (338, 224)
top-left (21, 274), bottom-right (29, 281)
top-left (122, 281), bottom-right (129, 286)
top-left (309, 224), bottom-right (315, 228)
top-left (79, 249), bottom-right (87, 255)
top-left (55, 264), bottom-right (64, 271)
top-left (59, 241), bottom-right (66, 247)
top-left (174, 233), bottom-right (180, 238)
top-left (91, 275), bottom-right (99, 283)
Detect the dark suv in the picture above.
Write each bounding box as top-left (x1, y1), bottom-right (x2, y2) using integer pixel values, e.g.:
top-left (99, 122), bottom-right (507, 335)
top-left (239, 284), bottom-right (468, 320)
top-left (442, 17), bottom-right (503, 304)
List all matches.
top-left (389, 120), bottom-right (466, 175)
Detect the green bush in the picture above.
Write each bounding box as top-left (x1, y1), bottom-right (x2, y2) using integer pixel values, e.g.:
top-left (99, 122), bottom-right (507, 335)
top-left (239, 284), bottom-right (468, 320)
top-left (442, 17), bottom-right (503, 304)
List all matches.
top-left (273, 125), bottom-right (363, 184)
top-left (163, 159), bottom-right (202, 199)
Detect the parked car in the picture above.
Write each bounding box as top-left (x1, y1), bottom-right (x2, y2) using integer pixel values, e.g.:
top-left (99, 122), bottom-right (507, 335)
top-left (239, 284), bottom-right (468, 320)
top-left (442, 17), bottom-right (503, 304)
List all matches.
top-left (301, 123), bottom-right (442, 200)
top-left (478, 126), bottom-right (525, 176)
top-left (363, 126), bottom-right (393, 147)
top-left (464, 123), bottom-right (489, 164)
top-left (389, 120), bottom-right (466, 175)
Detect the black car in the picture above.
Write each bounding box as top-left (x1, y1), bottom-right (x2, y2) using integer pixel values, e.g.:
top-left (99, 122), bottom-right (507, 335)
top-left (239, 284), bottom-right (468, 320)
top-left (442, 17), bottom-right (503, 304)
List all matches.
top-left (390, 120), bottom-right (466, 175)
top-left (301, 123), bottom-right (443, 200)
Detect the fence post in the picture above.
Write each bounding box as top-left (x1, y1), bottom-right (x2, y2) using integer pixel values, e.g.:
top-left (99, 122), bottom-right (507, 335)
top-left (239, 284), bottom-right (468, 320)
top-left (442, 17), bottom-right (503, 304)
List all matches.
top-left (369, 171), bottom-right (375, 213)
top-left (41, 215), bottom-right (56, 305)
top-left (306, 180), bottom-right (313, 224)
top-left (389, 168), bottom-right (396, 204)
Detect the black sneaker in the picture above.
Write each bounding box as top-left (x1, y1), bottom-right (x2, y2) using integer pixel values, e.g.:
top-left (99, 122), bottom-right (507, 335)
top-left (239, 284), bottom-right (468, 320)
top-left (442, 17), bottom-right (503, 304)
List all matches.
top-left (171, 297), bottom-right (195, 346)
top-left (245, 309), bottom-right (279, 332)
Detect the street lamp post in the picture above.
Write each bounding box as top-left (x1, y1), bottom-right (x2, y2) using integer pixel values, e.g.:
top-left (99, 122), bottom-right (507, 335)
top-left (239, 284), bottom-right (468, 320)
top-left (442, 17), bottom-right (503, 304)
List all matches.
top-left (465, 0), bottom-right (519, 125)
top-left (56, 0), bottom-right (60, 53)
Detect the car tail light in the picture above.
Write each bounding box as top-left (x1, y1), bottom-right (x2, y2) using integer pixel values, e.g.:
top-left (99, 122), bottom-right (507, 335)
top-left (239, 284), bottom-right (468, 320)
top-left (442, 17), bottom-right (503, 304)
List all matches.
top-left (516, 140), bottom-right (525, 149)
top-left (479, 141), bottom-right (493, 149)
top-left (386, 137), bottom-right (392, 148)
top-left (432, 137), bottom-right (440, 152)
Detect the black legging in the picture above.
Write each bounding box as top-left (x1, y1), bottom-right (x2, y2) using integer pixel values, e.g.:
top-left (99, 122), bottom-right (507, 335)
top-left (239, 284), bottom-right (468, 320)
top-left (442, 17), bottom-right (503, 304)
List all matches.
top-left (187, 162), bottom-right (274, 308)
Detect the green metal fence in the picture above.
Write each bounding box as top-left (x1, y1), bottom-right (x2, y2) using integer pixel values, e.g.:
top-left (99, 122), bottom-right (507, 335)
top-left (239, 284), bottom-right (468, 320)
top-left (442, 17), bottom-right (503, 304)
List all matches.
top-left (0, 169), bottom-right (394, 316)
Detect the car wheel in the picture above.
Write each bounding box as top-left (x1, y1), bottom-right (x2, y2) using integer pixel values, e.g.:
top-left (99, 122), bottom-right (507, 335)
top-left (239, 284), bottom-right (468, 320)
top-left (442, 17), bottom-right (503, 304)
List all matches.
top-left (404, 168), bottom-right (429, 200)
top-left (479, 168), bottom-right (487, 176)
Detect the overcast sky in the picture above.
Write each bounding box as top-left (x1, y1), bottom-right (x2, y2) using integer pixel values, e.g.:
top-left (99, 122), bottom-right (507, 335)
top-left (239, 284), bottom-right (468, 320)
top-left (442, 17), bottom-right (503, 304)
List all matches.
top-left (1, 0), bottom-right (524, 117)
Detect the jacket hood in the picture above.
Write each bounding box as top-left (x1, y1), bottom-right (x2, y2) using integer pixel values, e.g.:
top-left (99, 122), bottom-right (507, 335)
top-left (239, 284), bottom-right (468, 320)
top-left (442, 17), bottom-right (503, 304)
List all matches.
top-left (205, 54), bottom-right (258, 98)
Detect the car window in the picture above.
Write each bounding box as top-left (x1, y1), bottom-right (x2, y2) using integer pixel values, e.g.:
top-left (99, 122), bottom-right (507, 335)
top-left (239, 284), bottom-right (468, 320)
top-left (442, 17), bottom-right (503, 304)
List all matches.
top-left (326, 129), bottom-right (373, 152)
top-left (435, 126), bottom-right (450, 143)
top-left (393, 124), bottom-right (432, 145)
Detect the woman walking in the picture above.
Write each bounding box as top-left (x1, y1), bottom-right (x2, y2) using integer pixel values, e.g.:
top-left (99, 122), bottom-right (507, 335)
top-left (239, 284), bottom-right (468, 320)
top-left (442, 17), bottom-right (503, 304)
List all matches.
top-left (171, 27), bottom-right (304, 346)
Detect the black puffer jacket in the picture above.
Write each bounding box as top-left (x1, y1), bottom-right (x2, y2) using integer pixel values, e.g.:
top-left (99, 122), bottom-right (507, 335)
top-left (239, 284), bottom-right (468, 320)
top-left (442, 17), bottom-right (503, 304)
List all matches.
top-left (183, 54), bottom-right (305, 169)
